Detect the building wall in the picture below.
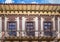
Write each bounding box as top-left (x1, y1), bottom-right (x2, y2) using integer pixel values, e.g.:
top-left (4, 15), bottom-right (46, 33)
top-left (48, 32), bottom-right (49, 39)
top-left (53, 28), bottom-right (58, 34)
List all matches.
top-left (0, 14), bottom-right (59, 42)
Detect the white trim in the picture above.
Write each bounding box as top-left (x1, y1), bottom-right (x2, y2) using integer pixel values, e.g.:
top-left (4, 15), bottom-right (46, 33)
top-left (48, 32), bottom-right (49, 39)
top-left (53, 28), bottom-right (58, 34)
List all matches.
top-left (41, 17), bottom-right (44, 36)
top-left (58, 17), bottom-right (60, 38)
top-left (52, 17), bottom-right (55, 31)
top-left (22, 17), bottom-right (26, 36)
top-left (15, 17), bottom-right (20, 37)
top-left (5, 17), bottom-right (8, 37)
top-left (0, 17), bottom-right (2, 38)
top-left (34, 17), bottom-right (38, 37)
top-left (5, 17), bottom-right (8, 31)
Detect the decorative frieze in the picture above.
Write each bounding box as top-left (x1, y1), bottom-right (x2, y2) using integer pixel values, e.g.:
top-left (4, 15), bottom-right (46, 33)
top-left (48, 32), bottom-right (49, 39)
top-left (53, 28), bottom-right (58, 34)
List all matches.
top-left (0, 11), bottom-right (60, 15)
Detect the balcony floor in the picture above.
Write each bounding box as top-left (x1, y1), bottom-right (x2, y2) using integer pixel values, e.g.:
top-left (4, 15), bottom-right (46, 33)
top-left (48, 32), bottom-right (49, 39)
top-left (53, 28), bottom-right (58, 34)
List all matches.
top-left (2, 36), bottom-right (56, 41)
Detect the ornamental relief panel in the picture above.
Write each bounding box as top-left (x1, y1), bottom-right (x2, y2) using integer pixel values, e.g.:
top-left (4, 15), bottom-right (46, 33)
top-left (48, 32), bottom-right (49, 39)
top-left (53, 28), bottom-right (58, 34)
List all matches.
top-left (42, 16), bottom-right (53, 21)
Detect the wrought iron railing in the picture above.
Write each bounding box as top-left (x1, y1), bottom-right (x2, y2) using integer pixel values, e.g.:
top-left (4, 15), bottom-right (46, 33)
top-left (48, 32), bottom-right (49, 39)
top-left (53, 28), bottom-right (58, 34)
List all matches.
top-left (2, 30), bottom-right (57, 38)
top-left (0, 30), bottom-right (59, 42)
top-left (0, 30), bottom-right (57, 41)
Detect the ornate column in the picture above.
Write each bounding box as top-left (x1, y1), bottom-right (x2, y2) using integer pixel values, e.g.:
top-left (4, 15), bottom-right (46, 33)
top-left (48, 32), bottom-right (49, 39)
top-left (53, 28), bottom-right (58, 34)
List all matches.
top-left (58, 17), bottom-right (60, 38)
top-left (52, 17), bottom-right (56, 38)
top-left (0, 17), bottom-right (2, 38)
top-left (15, 17), bottom-right (20, 37)
top-left (22, 17), bottom-right (26, 36)
top-left (52, 17), bottom-right (55, 31)
top-left (41, 17), bottom-right (44, 36)
top-left (5, 17), bottom-right (9, 37)
top-left (34, 17), bottom-right (38, 37)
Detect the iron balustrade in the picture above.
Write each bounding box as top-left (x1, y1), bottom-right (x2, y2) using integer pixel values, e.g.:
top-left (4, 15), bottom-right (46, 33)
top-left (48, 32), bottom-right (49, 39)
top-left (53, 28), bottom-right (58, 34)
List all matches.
top-left (1, 30), bottom-right (57, 38)
top-left (0, 30), bottom-right (58, 41)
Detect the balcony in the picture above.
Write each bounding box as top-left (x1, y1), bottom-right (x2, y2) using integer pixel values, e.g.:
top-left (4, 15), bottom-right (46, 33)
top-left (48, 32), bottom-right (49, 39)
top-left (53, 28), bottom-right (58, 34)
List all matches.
top-left (1, 30), bottom-right (57, 41)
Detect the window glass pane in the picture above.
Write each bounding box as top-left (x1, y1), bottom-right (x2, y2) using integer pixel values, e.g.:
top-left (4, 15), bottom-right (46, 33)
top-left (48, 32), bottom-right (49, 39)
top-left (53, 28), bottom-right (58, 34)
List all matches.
top-left (9, 22), bottom-right (16, 29)
top-left (8, 22), bottom-right (16, 36)
top-left (26, 22), bottom-right (35, 36)
top-left (44, 26), bottom-right (48, 29)
top-left (44, 23), bottom-right (48, 25)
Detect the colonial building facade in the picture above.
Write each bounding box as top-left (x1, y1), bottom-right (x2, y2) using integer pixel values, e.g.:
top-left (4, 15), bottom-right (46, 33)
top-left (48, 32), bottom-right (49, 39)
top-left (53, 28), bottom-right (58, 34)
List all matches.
top-left (0, 4), bottom-right (60, 42)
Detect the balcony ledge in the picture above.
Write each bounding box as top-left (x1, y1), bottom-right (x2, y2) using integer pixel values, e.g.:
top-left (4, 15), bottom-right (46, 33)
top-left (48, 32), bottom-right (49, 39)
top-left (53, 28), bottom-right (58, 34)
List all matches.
top-left (3, 36), bottom-right (56, 41)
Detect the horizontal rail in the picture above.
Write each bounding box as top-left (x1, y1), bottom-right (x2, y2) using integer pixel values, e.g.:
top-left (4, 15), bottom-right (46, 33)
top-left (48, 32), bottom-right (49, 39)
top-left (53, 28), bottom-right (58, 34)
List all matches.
top-left (2, 30), bottom-right (57, 37)
top-left (0, 30), bottom-right (58, 41)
